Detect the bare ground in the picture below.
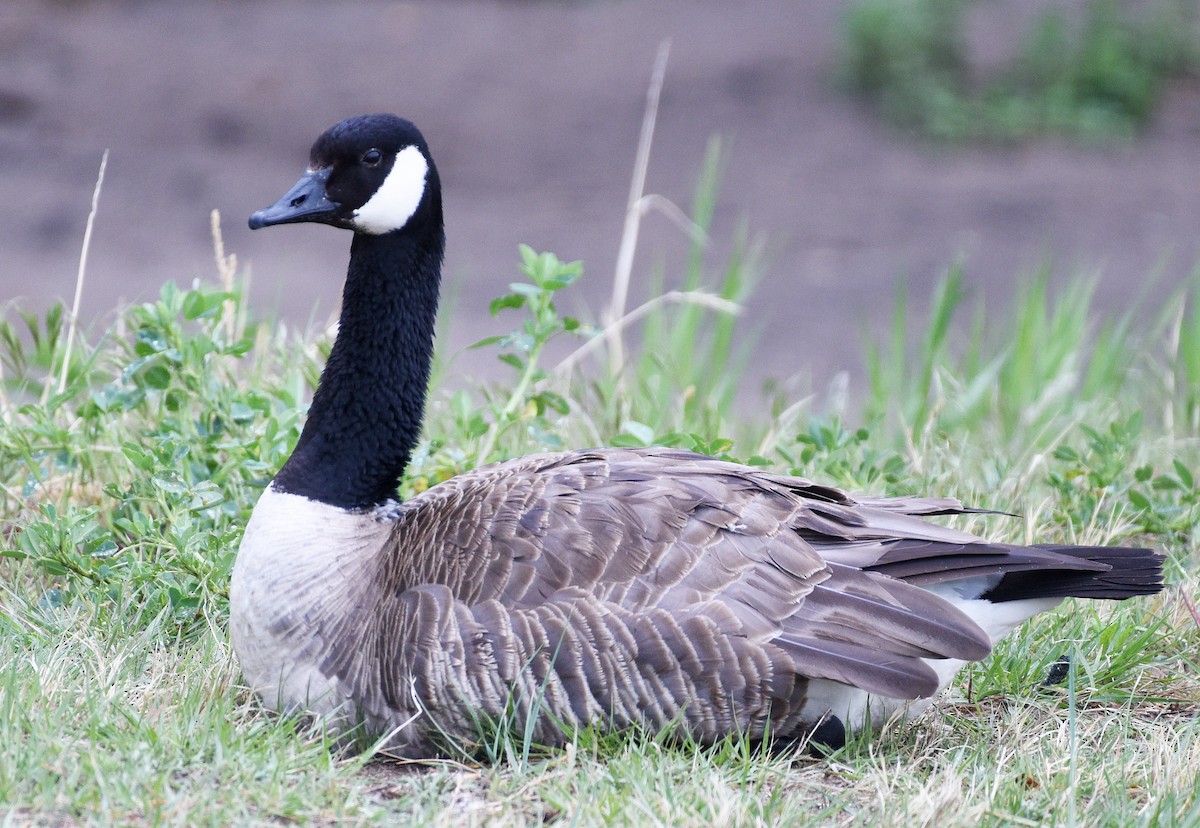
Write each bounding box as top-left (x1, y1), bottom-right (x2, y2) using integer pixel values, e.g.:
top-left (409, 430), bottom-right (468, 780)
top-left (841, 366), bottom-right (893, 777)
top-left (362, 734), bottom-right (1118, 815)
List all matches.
top-left (2, 0), bottom-right (1199, 397)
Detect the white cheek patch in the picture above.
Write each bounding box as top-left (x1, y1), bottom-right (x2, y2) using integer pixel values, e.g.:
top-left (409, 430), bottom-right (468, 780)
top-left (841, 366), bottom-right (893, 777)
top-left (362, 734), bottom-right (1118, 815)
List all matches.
top-left (352, 145), bottom-right (429, 234)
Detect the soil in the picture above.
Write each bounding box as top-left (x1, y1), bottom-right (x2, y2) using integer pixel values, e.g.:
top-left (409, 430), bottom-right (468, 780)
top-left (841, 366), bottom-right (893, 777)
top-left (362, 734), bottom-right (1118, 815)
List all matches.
top-left (2, 0), bottom-right (1199, 400)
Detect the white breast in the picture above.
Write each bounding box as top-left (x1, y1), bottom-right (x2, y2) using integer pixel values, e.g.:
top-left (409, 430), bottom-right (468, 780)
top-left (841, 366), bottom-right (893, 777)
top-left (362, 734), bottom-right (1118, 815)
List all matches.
top-left (229, 486), bottom-right (392, 720)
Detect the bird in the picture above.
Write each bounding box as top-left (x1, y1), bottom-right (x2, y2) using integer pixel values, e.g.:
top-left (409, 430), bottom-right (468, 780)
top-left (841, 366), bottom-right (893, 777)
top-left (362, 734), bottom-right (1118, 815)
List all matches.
top-left (229, 113), bottom-right (1165, 758)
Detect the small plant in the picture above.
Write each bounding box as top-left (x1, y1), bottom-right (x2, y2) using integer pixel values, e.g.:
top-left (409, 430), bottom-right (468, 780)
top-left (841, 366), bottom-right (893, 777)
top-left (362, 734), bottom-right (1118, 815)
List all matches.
top-left (841, 0), bottom-right (971, 138)
top-left (777, 417), bottom-right (908, 492)
top-left (468, 245), bottom-right (588, 464)
top-left (862, 262), bottom-right (1149, 451)
top-left (840, 0), bottom-right (1200, 142)
top-left (0, 280), bottom-right (314, 636)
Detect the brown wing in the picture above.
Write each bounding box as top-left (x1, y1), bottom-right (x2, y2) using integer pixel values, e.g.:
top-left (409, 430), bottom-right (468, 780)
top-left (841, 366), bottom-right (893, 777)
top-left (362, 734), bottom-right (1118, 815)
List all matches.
top-left (349, 448), bottom-right (1004, 739)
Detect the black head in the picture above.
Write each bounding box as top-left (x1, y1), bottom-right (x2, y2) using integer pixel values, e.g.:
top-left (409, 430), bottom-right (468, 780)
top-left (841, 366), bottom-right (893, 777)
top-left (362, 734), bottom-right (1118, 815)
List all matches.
top-left (249, 114), bottom-right (440, 235)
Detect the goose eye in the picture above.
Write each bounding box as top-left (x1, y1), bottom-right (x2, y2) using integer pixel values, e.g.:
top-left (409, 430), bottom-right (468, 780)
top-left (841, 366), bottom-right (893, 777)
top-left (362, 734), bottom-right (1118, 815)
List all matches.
top-left (362, 149), bottom-right (383, 166)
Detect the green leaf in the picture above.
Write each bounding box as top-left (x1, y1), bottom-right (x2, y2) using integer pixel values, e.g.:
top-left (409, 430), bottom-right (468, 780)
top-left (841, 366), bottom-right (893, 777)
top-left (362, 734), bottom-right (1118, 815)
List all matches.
top-left (534, 391), bottom-right (570, 415)
top-left (1053, 445), bottom-right (1079, 462)
top-left (699, 437), bottom-right (735, 456)
top-left (1173, 459), bottom-right (1194, 489)
top-left (508, 283), bottom-right (542, 299)
top-left (91, 384), bottom-right (146, 413)
top-left (135, 329), bottom-right (168, 355)
top-left (225, 338), bottom-right (254, 357)
top-left (121, 443), bottom-right (156, 472)
top-left (37, 559), bottom-right (70, 577)
top-left (617, 421), bottom-right (656, 447)
top-left (469, 335), bottom-right (507, 350)
top-left (229, 402), bottom-right (256, 424)
top-left (517, 243), bottom-right (539, 270)
top-left (89, 539), bottom-right (119, 559)
top-left (489, 294), bottom-right (525, 315)
top-left (142, 364), bottom-right (171, 390)
top-left (152, 472), bottom-right (189, 495)
top-left (1152, 475), bottom-right (1180, 491)
top-left (182, 290), bottom-right (226, 320)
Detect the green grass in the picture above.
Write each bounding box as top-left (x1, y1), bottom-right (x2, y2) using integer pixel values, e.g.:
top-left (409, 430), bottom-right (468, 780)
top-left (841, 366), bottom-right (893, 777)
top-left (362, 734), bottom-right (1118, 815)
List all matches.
top-left (1, 192), bottom-right (1198, 822)
top-left (840, 0), bottom-right (1200, 142)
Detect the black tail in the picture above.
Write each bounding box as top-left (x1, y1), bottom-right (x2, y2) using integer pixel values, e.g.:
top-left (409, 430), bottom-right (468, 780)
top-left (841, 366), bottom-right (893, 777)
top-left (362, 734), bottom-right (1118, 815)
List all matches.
top-left (982, 545), bottom-right (1165, 603)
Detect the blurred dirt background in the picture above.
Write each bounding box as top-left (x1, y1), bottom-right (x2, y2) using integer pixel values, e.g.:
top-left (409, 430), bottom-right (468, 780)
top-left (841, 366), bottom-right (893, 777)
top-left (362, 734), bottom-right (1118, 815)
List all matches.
top-left (2, 0), bottom-right (1199, 397)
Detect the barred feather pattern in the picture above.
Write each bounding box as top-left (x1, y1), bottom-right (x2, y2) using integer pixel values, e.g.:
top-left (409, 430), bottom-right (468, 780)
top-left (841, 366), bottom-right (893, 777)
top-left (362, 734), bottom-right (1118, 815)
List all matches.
top-left (230, 446), bottom-right (1162, 757)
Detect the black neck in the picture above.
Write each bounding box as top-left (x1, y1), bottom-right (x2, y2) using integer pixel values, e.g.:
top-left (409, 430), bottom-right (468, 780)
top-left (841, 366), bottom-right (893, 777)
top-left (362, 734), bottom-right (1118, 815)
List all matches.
top-left (273, 225), bottom-right (444, 509)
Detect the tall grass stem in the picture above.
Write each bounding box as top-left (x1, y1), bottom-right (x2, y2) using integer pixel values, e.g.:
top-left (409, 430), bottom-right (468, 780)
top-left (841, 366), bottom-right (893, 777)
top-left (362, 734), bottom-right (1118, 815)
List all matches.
top-left (605, 39), bottom-right (671, 378)
top-left (555, 290), bottom-right (740, 378)
top-left (57, 149), bottom-right (108, 396)
top-left (210, 209), bottom-right (241, 343)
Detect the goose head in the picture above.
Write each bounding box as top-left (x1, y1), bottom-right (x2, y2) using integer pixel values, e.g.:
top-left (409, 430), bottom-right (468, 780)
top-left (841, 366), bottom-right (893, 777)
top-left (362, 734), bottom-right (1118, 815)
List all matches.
top-left (244, 113), bottom-right (445, 510)
top-left (249, 113), bottom-right (440, 237)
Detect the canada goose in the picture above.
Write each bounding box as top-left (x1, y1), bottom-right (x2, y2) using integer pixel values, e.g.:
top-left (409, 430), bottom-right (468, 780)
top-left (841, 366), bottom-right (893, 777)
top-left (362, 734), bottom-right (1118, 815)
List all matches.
top-left (230, 113), bottom-right (1165, 758)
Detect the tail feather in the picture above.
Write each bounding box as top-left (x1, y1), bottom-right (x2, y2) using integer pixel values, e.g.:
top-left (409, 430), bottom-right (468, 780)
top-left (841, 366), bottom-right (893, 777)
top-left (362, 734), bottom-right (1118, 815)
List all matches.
top-left (982, 545), bottom-right (1165, 603)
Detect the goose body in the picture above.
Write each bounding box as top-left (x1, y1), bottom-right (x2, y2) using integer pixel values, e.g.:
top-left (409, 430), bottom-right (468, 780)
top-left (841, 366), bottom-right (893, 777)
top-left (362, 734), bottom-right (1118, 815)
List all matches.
top-left (230, 114), bottom-right (1164, 757)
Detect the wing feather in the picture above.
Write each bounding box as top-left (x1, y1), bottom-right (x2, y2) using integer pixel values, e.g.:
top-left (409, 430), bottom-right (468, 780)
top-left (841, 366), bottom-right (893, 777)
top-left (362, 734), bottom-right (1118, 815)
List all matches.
top-left (378, 448), bottom-right (1001, 710)
top-left (338, 445), bottom-right (1160, 754)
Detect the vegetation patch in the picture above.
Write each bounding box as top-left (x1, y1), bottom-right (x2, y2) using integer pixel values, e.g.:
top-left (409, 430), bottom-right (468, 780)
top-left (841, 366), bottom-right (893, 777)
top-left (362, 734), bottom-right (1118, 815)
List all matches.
top-left (840, 0), bottom-right (1200, 142)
